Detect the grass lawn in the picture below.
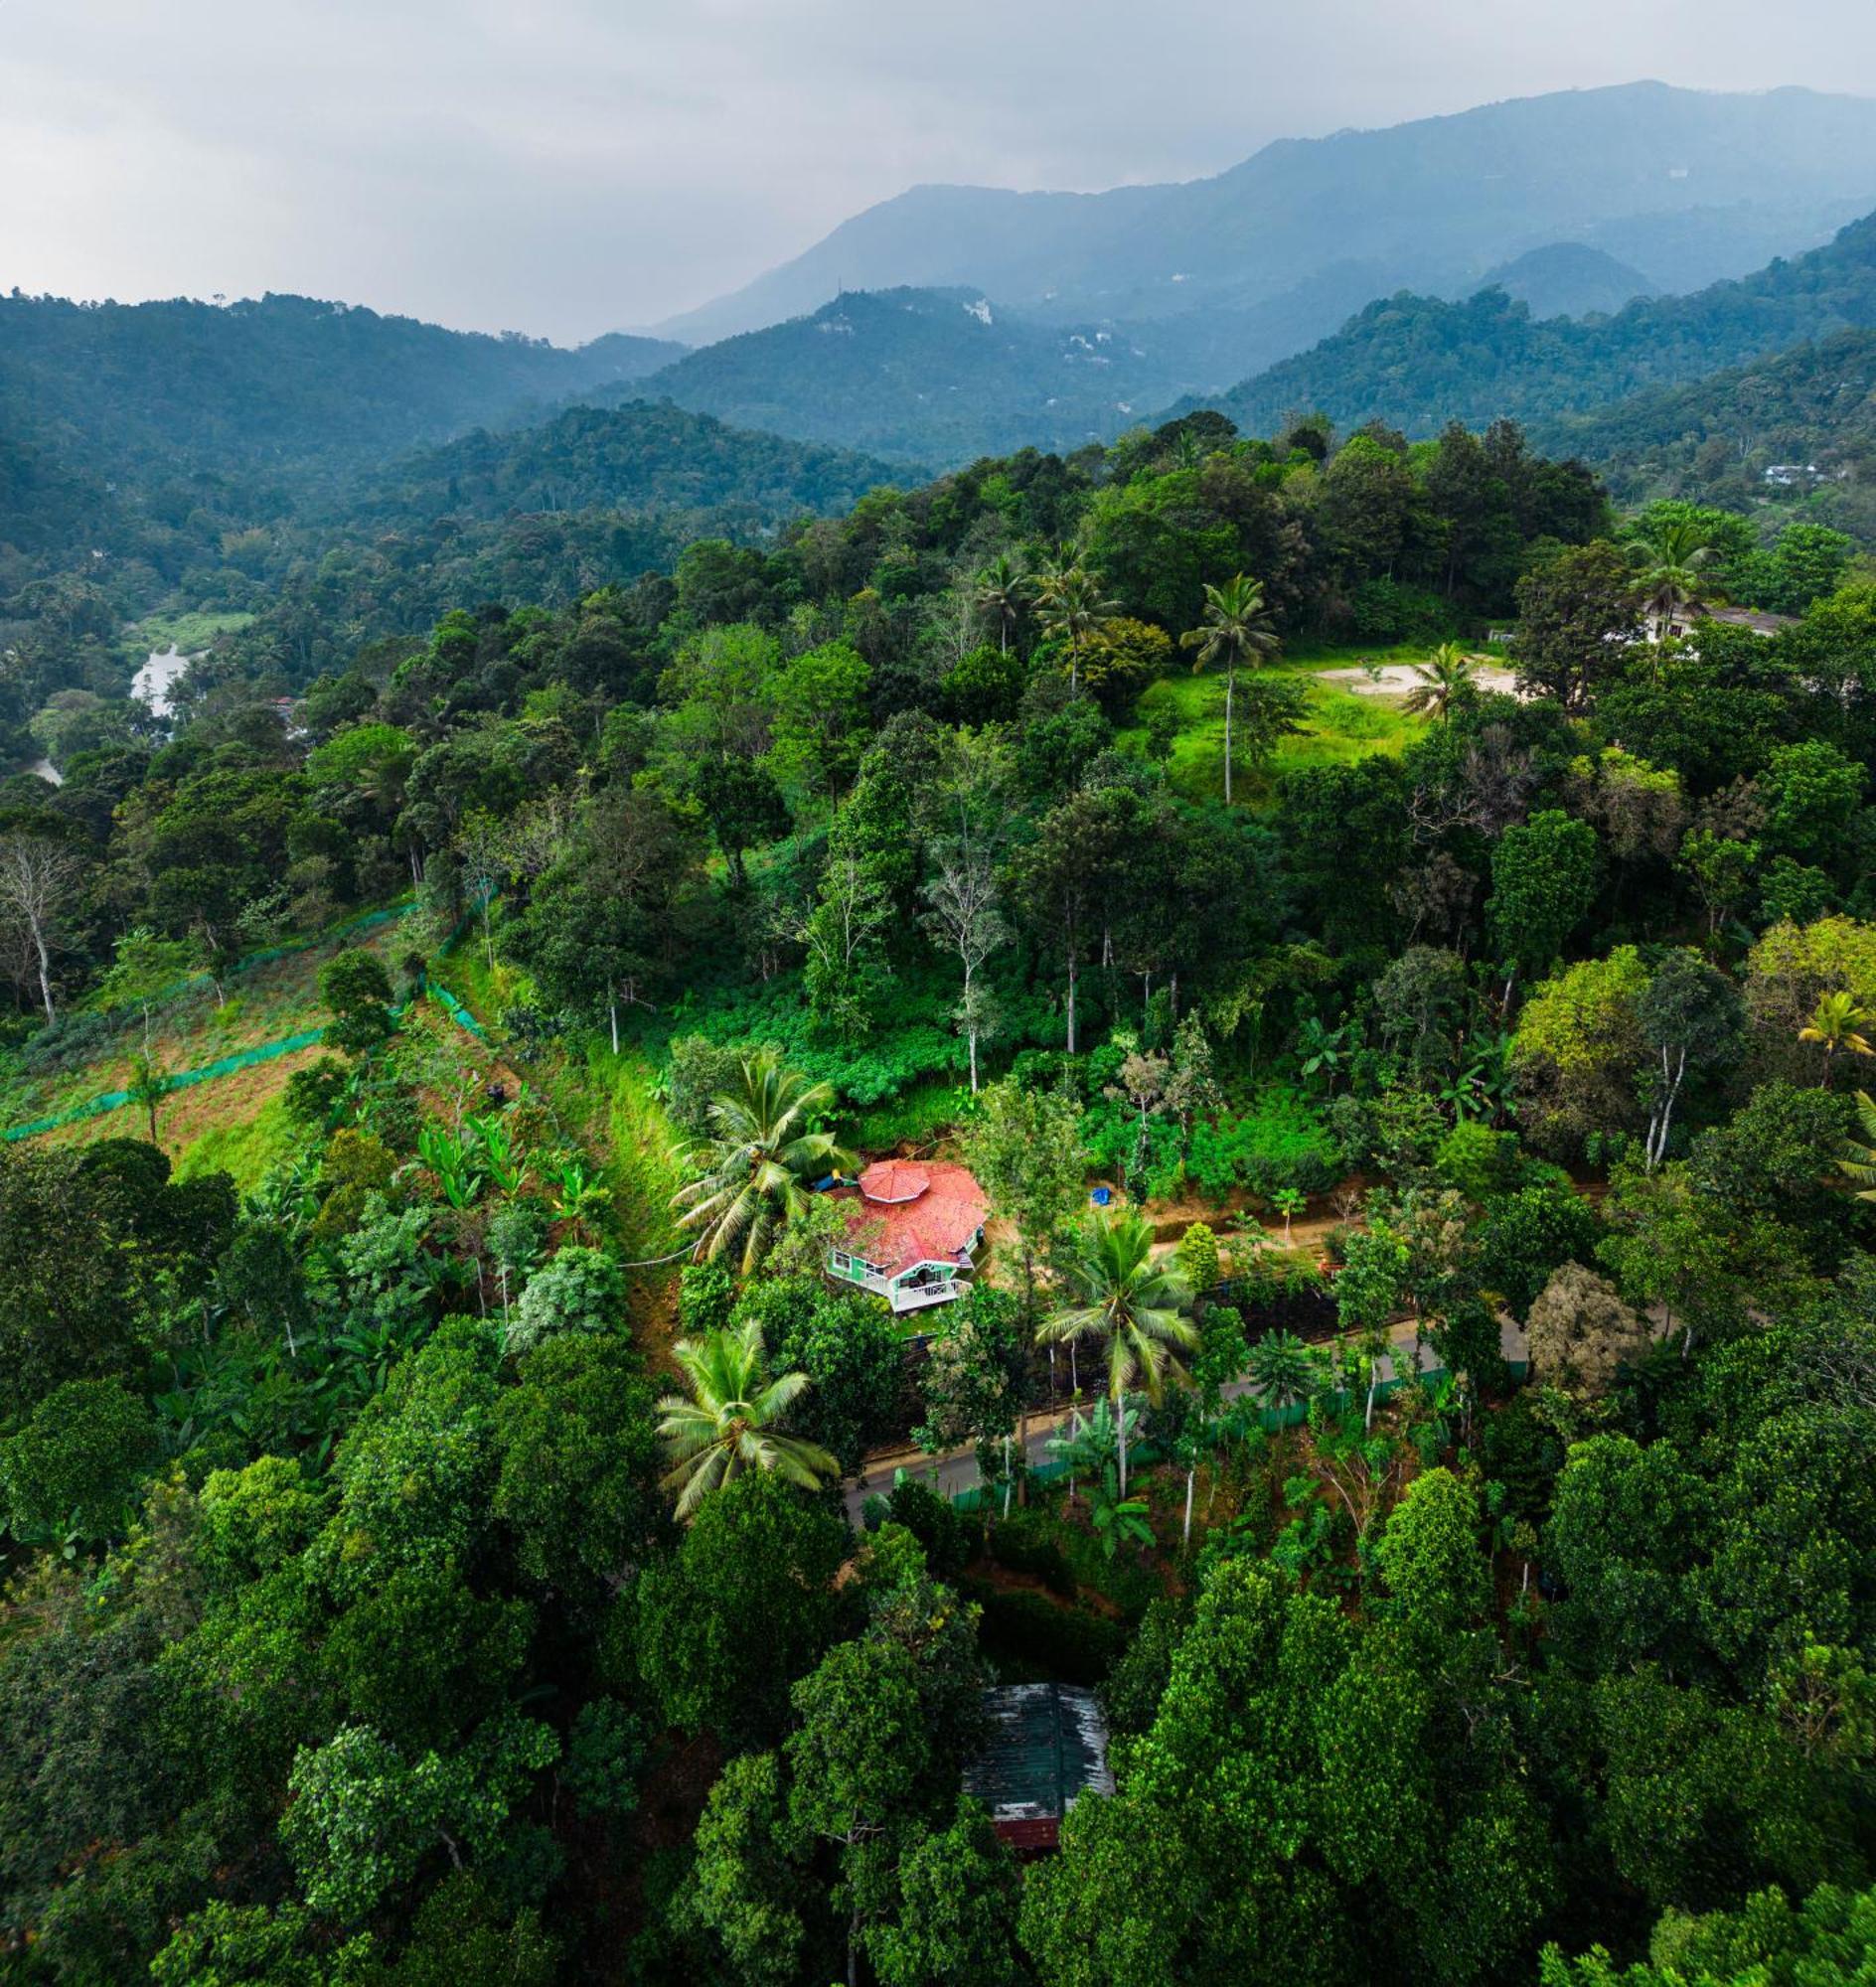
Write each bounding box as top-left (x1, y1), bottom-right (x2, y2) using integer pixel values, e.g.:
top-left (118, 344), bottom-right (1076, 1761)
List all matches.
top-left (1119, 649), bottom-right (1435, 807)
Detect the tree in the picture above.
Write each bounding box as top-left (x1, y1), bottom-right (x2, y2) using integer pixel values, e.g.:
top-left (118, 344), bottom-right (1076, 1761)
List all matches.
top-left (1630, 515), bottom-right (1722, 638)
top-left (1487, 810), bottom-right (1600, 994)
top-left (1838, 1090), bottom-right (1876, 1203)
top-left (1513, 539), bottom-right (1639, 711)
top-left (503, 1244), bottom-right (626, 1355)
top-left (1637, 948), bottom-right (1744, 1169)
top-left (921, 836), bottom-right (1007, 1093)
top-left (863, 1799), bottom-right (1023, 1987)
top-left (1040, 1211), bottom-right (1195, 1492)
top-left (0, 832), bottom-right (80, 1019)
top-left (959, 1080), bottom-right (1086, 1333)
top-left (1375, 1466), bottom-right (1489, 1633)
top-left (1180, 573), bottom-right (1281, 805)
top-left (689, 1752), bottom-right (813, 1987)
top-left (657, 1320), bottom-right (839, 1519)
top-left (1032, 554), bottom-right (1118, 695)
top-left (1400, 644), bottom-right (1481, 723)
top-left (318, 947), bottom-right (396, 1057)
top-left (973, 552), bottom-right (1028, 655)
top-left (673, 1049), bottom-right (850, 1275)
top-left (787, 1636), bottom-right (932, 1987)
top-left (1525, 1262), bottom-right (1651, 1398)
top-left (492, 1333), bottom-right (661, 1603)
top-left (280, 1714), bottom-right (557, 1924)
top-left (0, 1377), bottom-right (158, 1542)
top-left (696, 757), bottom-right (791, 889)
top-left (126, 1047), bottom-right (172, 1148)
top-left (1799, 990), bottom-right (1876, 1087)
top-left (636, 1469), bottom-right (847, 1745)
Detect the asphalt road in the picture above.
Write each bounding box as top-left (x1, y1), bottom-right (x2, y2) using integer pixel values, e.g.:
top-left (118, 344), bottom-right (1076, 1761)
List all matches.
top-left (845, 1312), bottom-right (1529, 1520)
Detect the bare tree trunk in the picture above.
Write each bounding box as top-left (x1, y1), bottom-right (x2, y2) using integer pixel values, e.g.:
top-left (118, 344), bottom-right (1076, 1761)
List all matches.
top-left (1065, 949), bottom-right (1078, 1055)
top-left (1117, 1392), bottom-right (1129, 1497)
top-left (1182, 1465), bottom-right (1194, 1547)
top-left (1224, 668), bottom-right (1235, 805)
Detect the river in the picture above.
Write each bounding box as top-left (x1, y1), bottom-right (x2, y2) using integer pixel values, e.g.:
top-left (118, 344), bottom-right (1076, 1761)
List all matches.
top-left (132, 645), bottom-right (192, 719)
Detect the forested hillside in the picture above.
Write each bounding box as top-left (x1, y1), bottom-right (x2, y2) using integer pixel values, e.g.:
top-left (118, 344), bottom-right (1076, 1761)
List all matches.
top-left (1205, 208), bottom-right (1876, 438)
top-left (8, 396), bottom-right (1876, 1980)
top-left (1541, 326), bottom-right (1876, 529)
top-left (0, 292), bottom-right (680, 486)
top-left (630, 288), bottom-right (1182, 463)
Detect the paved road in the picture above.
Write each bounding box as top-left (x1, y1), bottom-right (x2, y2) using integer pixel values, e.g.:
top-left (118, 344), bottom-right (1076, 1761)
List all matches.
top-left (845, 1312), bottom-right (1528, 1520)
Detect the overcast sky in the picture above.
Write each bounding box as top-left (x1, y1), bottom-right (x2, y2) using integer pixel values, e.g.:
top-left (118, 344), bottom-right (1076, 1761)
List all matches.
top-left (6, 0), bottom-right (1876, 343)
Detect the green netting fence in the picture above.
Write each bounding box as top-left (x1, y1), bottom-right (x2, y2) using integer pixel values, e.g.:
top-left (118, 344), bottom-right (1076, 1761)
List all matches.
top-left (2, 966), bottom-right (493, 1143)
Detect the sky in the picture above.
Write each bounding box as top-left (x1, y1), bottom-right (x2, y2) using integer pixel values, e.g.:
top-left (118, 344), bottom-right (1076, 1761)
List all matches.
top-left (6, 0), bottom-right (1876, 344)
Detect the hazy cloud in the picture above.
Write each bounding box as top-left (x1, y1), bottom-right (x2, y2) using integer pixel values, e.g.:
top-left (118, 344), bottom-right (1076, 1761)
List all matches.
top-left (5, 0), bottom-right (1876, 340)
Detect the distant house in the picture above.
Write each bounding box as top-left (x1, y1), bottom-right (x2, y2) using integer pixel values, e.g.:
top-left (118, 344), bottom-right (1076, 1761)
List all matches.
top-left (964, 1683), bottom-right (1114, 1854)
top-left (1644, 602), bottom-right (1799, 644)
top-left (825, 1158), bottom-right (988, 1316)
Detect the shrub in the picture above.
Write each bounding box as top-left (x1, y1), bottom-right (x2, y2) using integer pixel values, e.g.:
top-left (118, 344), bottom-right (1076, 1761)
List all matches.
top-left (1183, 1091), bottom-right (1340, 1202)
top-left (966, 1585), bottom-right (1127, 1684)
top-left (885, 1478), bottom-right (977, 1581)
top-left (506, 1245), bottom-right (627, 1354)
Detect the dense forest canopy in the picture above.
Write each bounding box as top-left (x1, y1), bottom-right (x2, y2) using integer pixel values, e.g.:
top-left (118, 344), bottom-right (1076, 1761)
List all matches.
top-left (7, 342), bottom-right (1876, 1987)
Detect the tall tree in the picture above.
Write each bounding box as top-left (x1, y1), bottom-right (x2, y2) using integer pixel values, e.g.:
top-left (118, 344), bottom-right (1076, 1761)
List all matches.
top-left (1040, 1211), bottom-right (1195, 1493)
top-left (673, 1049), bottom-right (850, 1275)
top-left (1180, 573), bottom-right (1281, 805)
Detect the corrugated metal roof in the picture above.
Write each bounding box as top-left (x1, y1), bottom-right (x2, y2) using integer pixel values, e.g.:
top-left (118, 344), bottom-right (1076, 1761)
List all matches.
top-left (963, 1683), bottom-right (1114, 1824)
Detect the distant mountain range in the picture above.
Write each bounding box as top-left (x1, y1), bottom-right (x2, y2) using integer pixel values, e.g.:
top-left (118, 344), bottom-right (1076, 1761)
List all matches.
top-left (657, 82), bottom-right (1876, 357)
top-left (1194, 209), bottom-right (1876, 440)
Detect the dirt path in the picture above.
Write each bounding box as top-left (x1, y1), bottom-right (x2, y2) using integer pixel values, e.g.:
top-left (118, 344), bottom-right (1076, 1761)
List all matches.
top-left (1317, 662), bottom-right (1521, 698)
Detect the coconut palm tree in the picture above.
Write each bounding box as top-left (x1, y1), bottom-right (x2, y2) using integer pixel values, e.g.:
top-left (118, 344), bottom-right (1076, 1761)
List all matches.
top-left (658, 1320), bottom-right (839, 1519)
top-left (673, 1048), bottom-right (851, 1275)
top-left (1631, 519), bottom-right (1721, 643)
top-left (1400, 643), bottom-right (1481, 723)
top-left (1031, 549), bottom-right (1117, 695)
top-left (1838, 1091), bottom-right (1876, 1203)
top-left (974, 551), bottom-right (1028, 655)
top-left (1180, 574), bottom-right (1281, 804)
top-left (1798, 991), bottom-right (1876, 1087)
top-left (1040, 1210), bottom-right (1195, 1493)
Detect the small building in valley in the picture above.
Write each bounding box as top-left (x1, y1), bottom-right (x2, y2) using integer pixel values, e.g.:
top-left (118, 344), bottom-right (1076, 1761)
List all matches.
top-left (964, 1683), bottom-right (1114, 1854)
top-left (825, 1158), bottom-right (988, 1316)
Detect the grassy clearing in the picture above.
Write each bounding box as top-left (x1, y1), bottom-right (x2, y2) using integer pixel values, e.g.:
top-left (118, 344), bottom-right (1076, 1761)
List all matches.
top-left (173, 1093), bottom-right (302, 1188)
top-left (1120, 655), bottom-right (1431, 807)
top-left (127, 608), bottom-right (255, 656)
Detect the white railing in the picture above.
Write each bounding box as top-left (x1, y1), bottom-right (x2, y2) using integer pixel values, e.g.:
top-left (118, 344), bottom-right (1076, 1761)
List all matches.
top-left (890, 1281), bottom-right (967, 1314)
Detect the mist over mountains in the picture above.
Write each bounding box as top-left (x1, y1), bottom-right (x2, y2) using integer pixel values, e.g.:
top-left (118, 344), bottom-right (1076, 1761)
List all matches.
top-left (656, 81), bottom-right (1876, 352)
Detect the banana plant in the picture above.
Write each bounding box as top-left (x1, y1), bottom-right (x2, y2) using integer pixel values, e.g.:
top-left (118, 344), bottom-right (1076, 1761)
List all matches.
top-left (546, 1154), bottom-right (612, 1243)
top-left (417, 1122), bottom-right (482, 1209)
top-left (465, 1112), bottom-right (531, 1197)
top-left (1087, 1460), bottom-right (1154, 1560)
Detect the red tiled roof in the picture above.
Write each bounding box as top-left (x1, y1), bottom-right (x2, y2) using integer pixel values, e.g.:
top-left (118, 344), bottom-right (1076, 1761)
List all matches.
top-left (835, 1160), bottom-right (988, 1279)
top-left (859, 1159), bottom-right (930, 1202)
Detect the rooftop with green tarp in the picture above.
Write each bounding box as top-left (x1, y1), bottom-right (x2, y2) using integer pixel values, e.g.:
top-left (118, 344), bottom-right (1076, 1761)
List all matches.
top-left (963, 1683), bottom-right (1114, 1853)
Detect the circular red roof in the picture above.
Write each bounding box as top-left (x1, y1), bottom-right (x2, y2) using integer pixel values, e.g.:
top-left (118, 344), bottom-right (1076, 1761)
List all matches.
top-left (860, 1159), bottom-right (931, 1202)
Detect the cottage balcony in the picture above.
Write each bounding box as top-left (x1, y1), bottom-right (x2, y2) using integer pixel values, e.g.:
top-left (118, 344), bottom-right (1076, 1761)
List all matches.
top-left (889, 1277), bottom-right (970, 1314)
